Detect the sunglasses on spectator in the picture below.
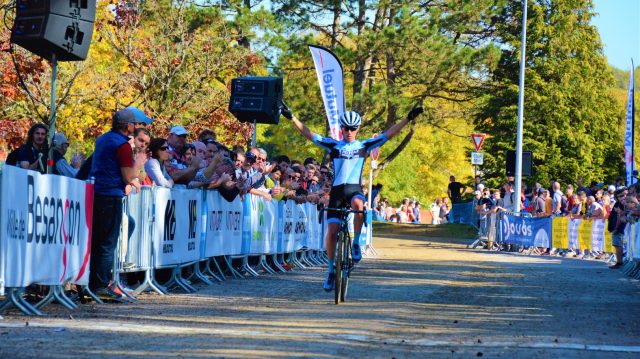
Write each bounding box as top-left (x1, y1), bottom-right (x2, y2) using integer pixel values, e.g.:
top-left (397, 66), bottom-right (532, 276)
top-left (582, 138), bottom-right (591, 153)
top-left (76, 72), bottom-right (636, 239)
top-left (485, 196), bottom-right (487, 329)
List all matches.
top-left (160, 146), bottom-right (168, 151)
top-left (342, 126), bottom-right (358, 132)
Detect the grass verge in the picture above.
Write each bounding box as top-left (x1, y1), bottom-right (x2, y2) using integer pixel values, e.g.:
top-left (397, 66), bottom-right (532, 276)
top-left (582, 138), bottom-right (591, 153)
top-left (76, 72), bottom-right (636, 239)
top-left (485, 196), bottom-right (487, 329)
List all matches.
top-left (372, 221), bottom-right (477, 239)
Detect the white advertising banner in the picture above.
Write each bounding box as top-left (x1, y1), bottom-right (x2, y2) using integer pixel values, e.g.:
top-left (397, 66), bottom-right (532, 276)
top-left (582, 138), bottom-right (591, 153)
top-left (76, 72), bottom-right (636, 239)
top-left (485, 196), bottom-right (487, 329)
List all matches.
top-left (309, 45), bottom-right (346, 140)
top-left (568, 218), bottom-right (581, 250)
top-left (634, 222), bottom-right (640, 260)
top-left (293, 203), bottom-right (308, 251)
top-left (0, 166), bottom-right (93, 289)
top-left (247, 195), bottom-right (277, 255)
top-left (204, 191), bottom-right (243, 256)
top-left (152, 188), bottom-right (201, 266)
top-left (305, 203), bottom-right (322, 250)
top-left (591, 219), bottom-right (605, 253)
top-left (281, 200), bottom-right (296, 253)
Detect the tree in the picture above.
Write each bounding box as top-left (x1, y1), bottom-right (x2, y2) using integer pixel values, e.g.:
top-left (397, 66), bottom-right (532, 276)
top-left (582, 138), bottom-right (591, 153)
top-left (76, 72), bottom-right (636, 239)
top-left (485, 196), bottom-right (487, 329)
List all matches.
top-left (474, 0), bottom-right (623, 188)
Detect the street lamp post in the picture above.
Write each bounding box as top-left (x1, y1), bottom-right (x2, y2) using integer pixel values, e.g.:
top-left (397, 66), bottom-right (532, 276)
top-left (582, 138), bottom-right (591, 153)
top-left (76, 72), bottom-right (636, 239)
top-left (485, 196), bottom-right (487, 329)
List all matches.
top-left (514, 0), bottom-right (528, 213)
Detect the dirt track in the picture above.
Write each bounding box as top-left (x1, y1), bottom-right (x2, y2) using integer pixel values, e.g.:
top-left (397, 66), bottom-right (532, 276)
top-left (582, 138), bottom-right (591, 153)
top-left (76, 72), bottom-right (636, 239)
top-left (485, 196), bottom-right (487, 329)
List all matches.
top-left (1, 233), bottom-right (640, 358)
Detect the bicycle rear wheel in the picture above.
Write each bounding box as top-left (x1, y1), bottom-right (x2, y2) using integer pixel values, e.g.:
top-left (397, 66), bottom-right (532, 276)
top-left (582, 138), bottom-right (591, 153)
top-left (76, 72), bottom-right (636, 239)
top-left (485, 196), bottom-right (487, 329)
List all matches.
top-left (334, 231), bottom-right (344, 305)
top-left (340, 233), bottom-right (351, 302)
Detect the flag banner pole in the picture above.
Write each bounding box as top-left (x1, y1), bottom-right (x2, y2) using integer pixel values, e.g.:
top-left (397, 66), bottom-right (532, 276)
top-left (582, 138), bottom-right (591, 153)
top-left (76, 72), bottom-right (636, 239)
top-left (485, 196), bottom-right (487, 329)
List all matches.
top-left (624, 60), bottom-right (635, 186)
top-left (309, 45), bottom-right (346, 140)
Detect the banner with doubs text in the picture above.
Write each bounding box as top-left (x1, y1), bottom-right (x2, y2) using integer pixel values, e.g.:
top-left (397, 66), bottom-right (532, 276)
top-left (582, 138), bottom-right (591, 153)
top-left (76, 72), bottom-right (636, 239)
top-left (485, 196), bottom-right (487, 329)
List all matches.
top-left (152, 188), bottom-right (201, 267)
top-left (309, 45), bottom-right (346, 140)
top-left (203, 190), bottom-right (243, 256)
top-left (0, 166), bottom-right (93, 292)
top-left (551, 217), bottom-right (613, 252)
top-left (501, 214), bottom-right (552, 247)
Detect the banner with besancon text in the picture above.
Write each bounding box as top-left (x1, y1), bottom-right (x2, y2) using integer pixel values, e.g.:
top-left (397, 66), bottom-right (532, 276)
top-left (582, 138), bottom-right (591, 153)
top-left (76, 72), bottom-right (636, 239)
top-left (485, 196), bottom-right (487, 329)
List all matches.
top-left (309, 45), bottom-right (346, 140)
top-left (0, 166), bottom-right (93, 294)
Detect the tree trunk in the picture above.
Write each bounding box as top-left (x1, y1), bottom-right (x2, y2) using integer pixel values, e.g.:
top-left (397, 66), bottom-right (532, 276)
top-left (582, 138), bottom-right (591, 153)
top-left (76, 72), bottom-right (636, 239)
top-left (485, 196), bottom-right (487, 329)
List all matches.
top-left (385, 6), bottom-right (398, 127)
top-left (330, 0), bottom-right (341, 50)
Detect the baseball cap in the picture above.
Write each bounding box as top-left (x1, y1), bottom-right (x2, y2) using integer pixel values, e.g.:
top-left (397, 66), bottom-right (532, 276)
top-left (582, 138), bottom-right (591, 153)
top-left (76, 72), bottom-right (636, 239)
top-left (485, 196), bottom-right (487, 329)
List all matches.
top-left (537, 187), bottom-right (545, 194)
top-left (170, 125), bottom-right (189, 136)
top-left (474, 190), bottom-right (481, 196)
top-left (53, 132), bottom-right (68, 146)
top-left (608, 185), bottom-right (615, 192)
top-left (113, 106), bottom-right (153, 124)
top-left (245, 151), bottom-right (257, 162)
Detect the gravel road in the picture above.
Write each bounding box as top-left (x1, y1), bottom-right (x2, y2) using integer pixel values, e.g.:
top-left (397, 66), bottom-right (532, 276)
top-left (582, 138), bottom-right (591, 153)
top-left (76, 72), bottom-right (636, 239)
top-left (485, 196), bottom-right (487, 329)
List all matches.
top-left (1, 233), bottom-right (639, 358)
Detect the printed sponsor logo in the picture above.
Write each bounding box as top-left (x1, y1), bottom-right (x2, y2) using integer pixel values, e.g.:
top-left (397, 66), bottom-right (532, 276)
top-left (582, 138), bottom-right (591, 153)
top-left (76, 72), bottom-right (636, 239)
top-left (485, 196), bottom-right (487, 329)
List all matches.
top-left (27, 174), bottom-right (82, 246)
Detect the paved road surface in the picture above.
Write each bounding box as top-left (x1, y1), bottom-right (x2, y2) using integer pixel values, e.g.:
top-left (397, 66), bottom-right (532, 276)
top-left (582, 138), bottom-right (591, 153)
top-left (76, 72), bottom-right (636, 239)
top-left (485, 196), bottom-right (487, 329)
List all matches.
top-left (1, 233), bottom-right (639, 358)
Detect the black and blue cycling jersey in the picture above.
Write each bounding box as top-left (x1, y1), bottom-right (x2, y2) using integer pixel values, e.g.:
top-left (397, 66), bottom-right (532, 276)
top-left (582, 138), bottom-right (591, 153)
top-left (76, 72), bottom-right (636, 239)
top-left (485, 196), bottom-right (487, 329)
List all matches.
top-left (312, 133), bottom-right (388, 187)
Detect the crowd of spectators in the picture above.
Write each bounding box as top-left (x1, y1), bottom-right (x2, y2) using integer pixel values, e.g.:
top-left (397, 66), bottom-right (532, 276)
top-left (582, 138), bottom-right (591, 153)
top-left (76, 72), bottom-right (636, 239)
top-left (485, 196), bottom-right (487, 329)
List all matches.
top-left (5, 108), bottom-right (356, 302)
top-left (468, 174), bottom-right (631, 269)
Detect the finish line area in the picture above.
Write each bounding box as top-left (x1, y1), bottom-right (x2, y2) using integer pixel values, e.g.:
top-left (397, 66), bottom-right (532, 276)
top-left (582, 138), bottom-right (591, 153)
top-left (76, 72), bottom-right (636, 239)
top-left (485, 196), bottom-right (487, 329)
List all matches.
top-left (1, 231), bottom-right (639, 358)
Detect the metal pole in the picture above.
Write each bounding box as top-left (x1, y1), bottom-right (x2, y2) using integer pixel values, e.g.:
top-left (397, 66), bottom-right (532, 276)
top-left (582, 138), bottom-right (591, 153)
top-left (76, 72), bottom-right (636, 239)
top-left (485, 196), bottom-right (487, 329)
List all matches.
top-left (367, 165), bottom-right (373, 210)
top-left (47, 54), bottom-right (57, 174)
top-left (514, 0), bottom-right (528, 213)
top-left (252, 118), bottom-right (257, 147)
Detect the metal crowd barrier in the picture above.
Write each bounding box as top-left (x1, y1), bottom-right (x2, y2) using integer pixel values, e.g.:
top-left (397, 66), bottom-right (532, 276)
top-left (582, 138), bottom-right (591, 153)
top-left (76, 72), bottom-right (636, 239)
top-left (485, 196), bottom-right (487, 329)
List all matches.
top-left (1, 177), bottom-right (358, 315)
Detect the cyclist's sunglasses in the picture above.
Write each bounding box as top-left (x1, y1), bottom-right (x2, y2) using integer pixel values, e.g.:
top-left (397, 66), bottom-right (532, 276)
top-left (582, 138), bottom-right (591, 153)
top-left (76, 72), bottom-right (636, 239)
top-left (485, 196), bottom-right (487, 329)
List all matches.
top-left (342, 126), bottom-right (359, 132)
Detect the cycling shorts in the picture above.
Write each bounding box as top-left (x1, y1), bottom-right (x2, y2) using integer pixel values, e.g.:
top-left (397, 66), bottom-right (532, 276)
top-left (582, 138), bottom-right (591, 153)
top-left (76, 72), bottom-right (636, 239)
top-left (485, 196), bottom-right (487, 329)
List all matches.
top-left (327, 184), bottom-right (366, 224)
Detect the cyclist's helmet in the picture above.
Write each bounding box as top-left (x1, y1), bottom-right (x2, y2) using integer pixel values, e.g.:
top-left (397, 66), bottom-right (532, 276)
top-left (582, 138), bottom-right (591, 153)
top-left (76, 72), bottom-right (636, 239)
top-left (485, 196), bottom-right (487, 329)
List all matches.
top-left (340, 111), bottom-right (362, 129)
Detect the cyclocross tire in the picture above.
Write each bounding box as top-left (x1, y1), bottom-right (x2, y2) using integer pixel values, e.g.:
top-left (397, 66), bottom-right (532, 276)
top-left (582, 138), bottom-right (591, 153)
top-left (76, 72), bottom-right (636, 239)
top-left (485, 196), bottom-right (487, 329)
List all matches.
top-left (340, 234), bottom-right (351, 302)
top-left (334, 231), bottom-right (344, 305)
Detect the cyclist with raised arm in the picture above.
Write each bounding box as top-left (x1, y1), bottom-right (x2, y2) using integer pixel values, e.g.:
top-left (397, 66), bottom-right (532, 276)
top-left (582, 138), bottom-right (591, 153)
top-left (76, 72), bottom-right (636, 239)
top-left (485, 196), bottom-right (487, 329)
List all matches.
top-left (281, 103), bottom-right (423, 291)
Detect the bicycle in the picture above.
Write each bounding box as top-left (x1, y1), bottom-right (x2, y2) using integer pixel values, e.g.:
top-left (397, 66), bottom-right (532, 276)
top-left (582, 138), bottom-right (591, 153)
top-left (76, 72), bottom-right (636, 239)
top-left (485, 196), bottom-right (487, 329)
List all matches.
top-left (322, 206), bottom-right (366, 304)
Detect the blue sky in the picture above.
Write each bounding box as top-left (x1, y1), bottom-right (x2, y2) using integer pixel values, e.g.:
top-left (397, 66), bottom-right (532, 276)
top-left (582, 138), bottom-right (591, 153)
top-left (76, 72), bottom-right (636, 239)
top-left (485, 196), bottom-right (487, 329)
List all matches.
top-left (591, 0), bottom-right (640, 70)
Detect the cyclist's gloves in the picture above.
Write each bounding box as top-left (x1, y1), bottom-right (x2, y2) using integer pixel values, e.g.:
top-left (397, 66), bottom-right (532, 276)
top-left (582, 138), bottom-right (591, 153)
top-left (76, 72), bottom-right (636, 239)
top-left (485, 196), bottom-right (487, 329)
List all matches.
top-left (407, 106), bottom-right (424, 122)
top-left (280, 101), bottom-right (294, 120)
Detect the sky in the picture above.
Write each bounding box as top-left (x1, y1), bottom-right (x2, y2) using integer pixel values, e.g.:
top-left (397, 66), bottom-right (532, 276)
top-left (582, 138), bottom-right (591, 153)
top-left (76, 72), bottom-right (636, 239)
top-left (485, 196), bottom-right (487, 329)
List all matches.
top-left (591, 0), bottom-right (640, 70)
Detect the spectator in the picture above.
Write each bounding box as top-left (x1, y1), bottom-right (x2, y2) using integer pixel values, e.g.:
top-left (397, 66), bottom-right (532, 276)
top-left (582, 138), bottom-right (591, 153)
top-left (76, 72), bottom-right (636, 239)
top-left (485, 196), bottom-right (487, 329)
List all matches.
top-left (440, 197), bottom-right (449, 223)
top-left (551, 181), bottom-right (563, 216)
top-left (197, 129), bottom-right (216, 142)
top-left (576, 177), bottom-right (590, 196)
top-left (132, 128), bottom-right (151, 185)
top-left (413, 201), bottom-right (422, 224)
top-left (608, 188), bottom-right (627, 269)
top-left (447, 176), bottom-right (466, 203)
top-left (569, 194), bottom-right (582, 218)
top-left (533, 188), bottom-right (546, 217)
top-left (473, 175), bottom-right (485, 191)
top-left (15, 123), bottom-right (48, 174)
top-left (51, 132), bottom-right (78, 177)
top-left (88, 107), bottom-right (147, 302)
top-left (166, 126), bottom-right (200, 184)
top-left (144, 138), bottom-right (174, 188)
top-left (503, 181), bottom-right (516, 211)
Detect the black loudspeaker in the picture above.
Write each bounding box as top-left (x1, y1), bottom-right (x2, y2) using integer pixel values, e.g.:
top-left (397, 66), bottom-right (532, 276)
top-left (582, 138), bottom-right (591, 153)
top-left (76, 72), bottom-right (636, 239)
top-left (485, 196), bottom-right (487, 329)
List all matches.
top-left (229, 77), bottom-right (283, 125)
top-left (10, 0), bottom-right (96, 61)
top-left (506, 150), bottom-right (533, 177)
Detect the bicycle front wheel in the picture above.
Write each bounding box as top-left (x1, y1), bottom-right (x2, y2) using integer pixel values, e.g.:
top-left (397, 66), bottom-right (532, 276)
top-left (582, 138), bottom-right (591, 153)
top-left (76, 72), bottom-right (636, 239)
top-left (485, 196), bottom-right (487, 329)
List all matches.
top-left (334, 231), bottom-right (344, 305)
top-left (340, 233), bottom-right (351, 302)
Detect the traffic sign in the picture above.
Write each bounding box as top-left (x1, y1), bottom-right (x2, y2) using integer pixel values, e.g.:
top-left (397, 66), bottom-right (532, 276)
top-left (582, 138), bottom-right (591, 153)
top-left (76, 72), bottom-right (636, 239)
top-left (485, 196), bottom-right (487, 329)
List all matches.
top-left (471, 151), bottom-right (484, 165)
top-left (370, 133), bottom-right (380, 160)
top-left (471, 133), bottom-right (486, 152)
top-left (371, 147), bottom-right (380, 161)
